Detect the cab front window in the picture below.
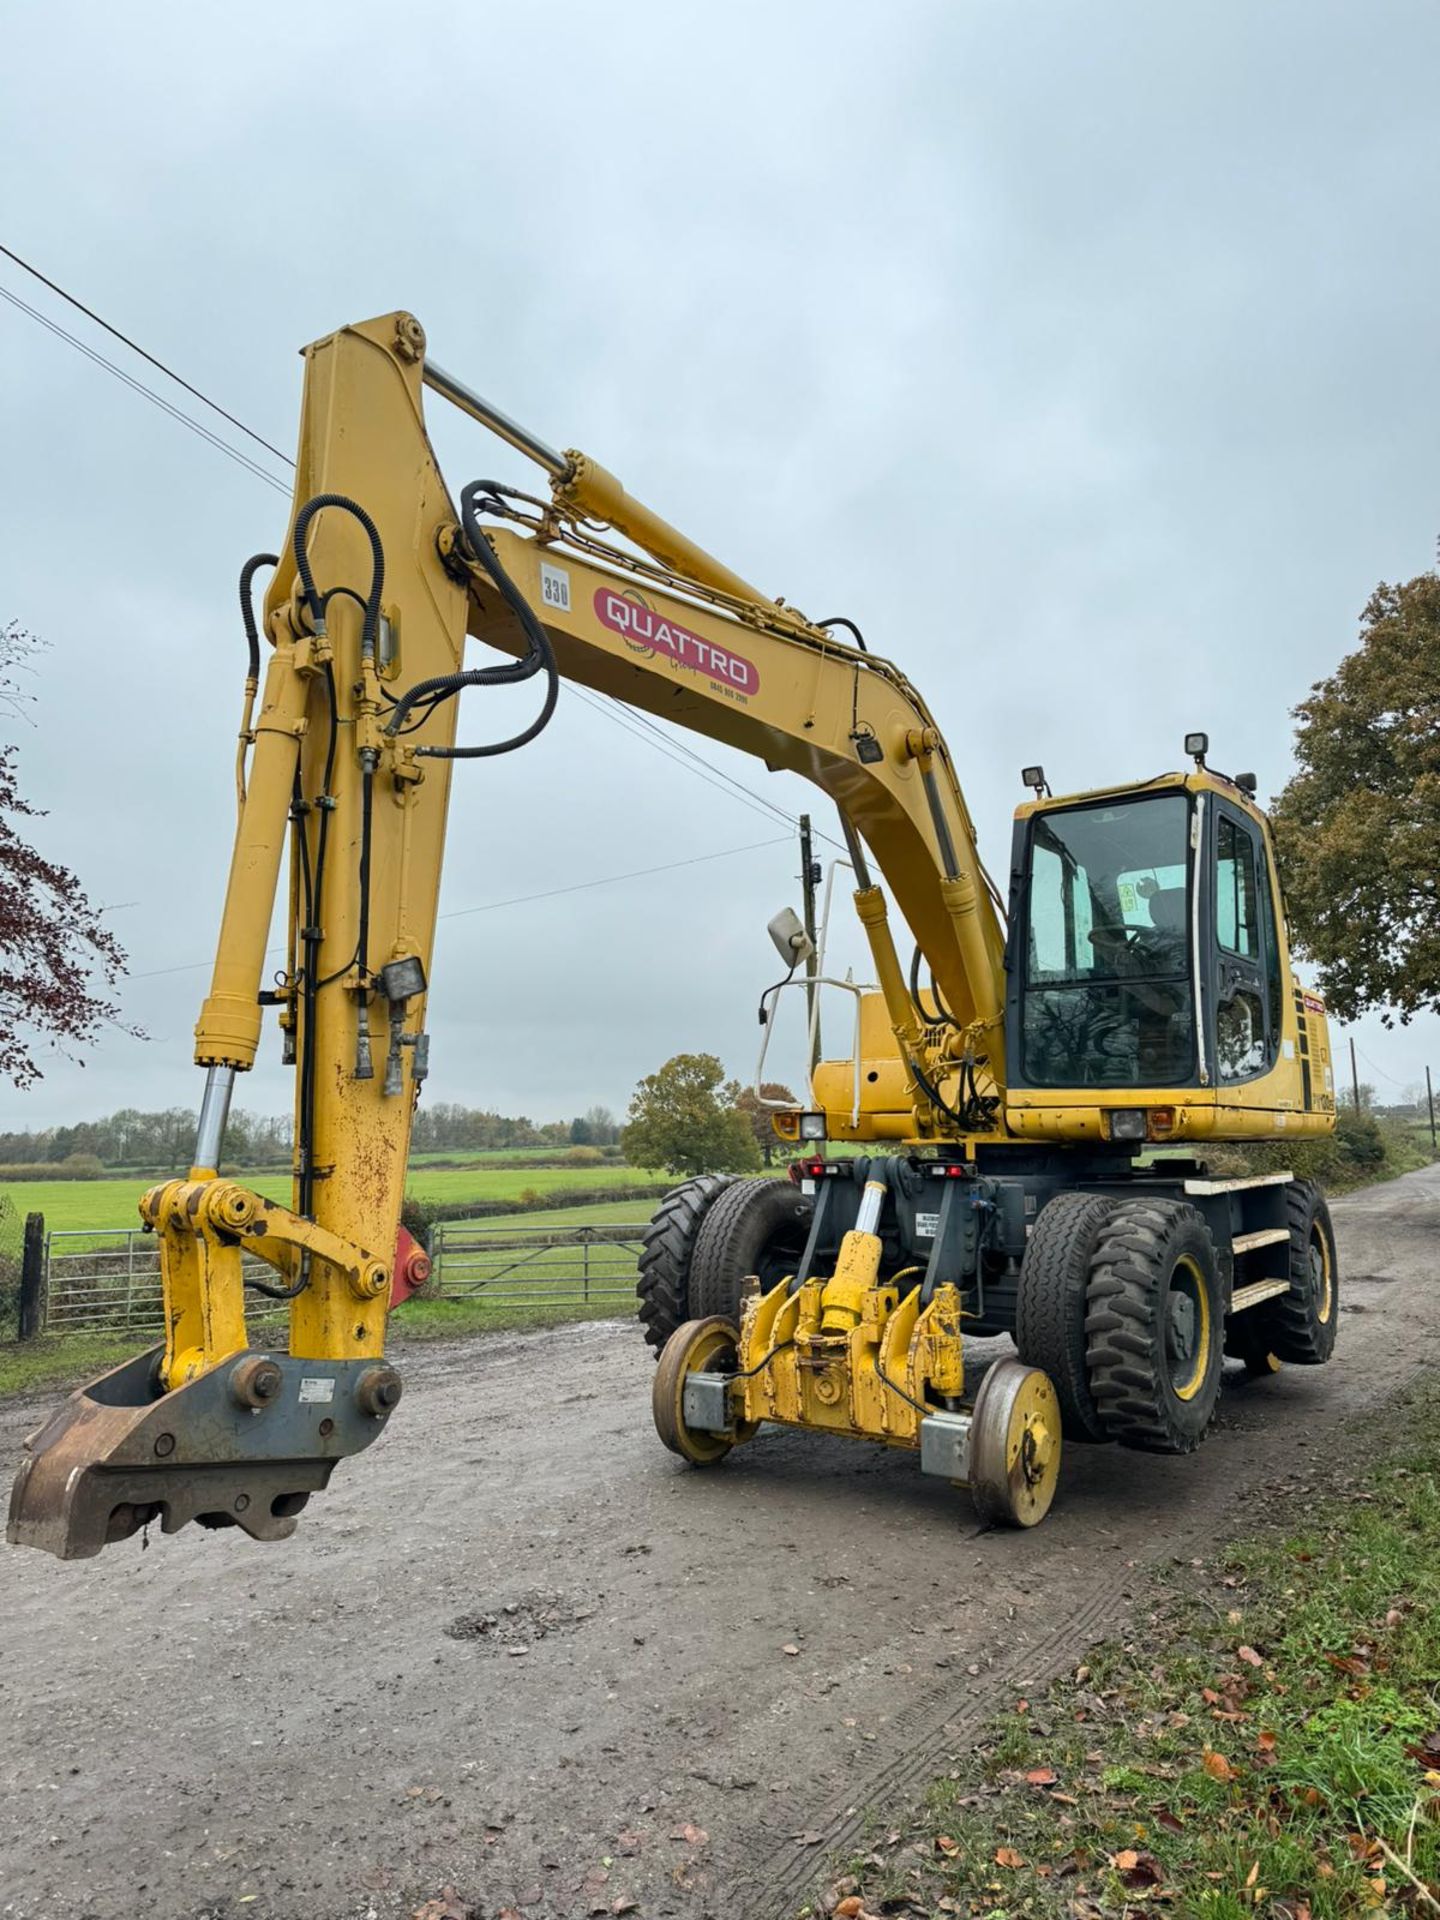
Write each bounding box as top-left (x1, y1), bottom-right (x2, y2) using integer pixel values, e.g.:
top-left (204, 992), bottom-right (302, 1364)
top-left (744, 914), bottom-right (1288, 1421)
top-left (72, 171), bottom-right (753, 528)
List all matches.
top-left (1021, 794), bottom-right (1195, 1088)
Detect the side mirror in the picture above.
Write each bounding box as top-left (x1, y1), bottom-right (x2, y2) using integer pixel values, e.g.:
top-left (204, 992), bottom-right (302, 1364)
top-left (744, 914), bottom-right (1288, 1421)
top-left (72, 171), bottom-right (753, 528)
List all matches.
top-left (767, 907), bottom-right (815, 968)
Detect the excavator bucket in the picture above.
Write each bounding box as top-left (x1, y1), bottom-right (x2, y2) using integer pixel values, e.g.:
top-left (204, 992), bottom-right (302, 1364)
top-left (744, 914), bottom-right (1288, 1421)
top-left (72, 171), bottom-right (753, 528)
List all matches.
top-left (7, 1347), bottom-right (399, 1560)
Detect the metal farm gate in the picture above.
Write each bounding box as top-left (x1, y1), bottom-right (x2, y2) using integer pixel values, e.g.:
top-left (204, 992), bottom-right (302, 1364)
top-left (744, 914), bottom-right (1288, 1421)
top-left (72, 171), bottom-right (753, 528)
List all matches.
top-left (41, 1229), bottom-right (284, 1337)
top-left (29, 1220), bottom-right (651, 1335)
top-left (428, 1220), bottom-right (649, 1308)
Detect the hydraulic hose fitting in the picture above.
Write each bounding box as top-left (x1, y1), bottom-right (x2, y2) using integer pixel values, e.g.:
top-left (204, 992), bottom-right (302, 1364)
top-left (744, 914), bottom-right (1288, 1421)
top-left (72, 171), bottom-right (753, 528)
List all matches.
top-left (353, 998), bottom-right (374, 1081)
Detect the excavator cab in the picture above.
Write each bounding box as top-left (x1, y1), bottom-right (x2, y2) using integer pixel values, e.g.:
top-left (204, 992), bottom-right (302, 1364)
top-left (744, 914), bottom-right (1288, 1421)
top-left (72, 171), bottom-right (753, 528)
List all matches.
top-left (1003, 756), bottom-right (1333, 1142)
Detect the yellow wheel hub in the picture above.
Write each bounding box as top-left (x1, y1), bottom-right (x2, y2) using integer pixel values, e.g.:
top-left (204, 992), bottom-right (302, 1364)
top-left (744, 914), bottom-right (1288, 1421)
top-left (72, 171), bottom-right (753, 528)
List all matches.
top-left (1311, 1228), bottom-right (1334, 1326)
top-left (968, 1358), bottom-right (1063, 1528)
top-left (1167, 1253), bottom-right (1213, 1403)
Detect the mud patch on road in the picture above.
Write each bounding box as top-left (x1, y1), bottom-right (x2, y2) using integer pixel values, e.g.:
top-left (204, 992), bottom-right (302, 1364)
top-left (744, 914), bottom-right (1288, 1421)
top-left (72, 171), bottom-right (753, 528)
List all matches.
top-left (443, 1588), bottom-right (595, 1652)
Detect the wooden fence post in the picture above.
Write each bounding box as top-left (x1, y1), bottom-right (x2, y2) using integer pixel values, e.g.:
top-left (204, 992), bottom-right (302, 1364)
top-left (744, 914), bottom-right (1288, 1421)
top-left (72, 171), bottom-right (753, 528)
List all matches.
top-left (18, 1212), bottom-right (45, 1341)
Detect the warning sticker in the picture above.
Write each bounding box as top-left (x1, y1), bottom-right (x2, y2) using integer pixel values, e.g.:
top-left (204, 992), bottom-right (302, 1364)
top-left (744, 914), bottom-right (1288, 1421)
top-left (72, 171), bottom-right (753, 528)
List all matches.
top-left (914, 1211), bottom-right (940, 1241)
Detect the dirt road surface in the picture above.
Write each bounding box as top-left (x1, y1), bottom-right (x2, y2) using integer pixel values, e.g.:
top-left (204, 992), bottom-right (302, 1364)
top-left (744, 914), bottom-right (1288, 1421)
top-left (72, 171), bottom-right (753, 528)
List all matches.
top-left (2, 1166), bottom-right (1437, 1920)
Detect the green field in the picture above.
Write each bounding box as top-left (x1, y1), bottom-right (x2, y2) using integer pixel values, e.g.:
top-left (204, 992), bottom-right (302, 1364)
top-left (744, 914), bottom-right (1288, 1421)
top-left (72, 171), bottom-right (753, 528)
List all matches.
top-left (4, 1162), bottom-right (664, 1238)
top-left (471, 1197), bottom-right (660, 1230)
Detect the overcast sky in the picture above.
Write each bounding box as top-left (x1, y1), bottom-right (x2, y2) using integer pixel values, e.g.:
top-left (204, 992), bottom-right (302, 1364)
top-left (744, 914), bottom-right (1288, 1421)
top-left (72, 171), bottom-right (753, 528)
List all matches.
top-left (3, 0), bottom-right (1438, 1136)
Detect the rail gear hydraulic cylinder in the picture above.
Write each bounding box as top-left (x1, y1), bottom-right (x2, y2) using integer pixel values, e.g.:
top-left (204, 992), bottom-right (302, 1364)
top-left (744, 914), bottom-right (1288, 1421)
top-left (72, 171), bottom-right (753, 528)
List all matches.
top-left (8, 311), bottom-right (1337, 1557)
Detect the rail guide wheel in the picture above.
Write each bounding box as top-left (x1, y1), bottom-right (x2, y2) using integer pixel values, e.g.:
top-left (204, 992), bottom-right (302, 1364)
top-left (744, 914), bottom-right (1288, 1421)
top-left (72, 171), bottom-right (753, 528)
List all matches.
top-left (967, 1358), bottom-right (1063, 1528)
top-left (651, 1316), bottom-right (758, 1466)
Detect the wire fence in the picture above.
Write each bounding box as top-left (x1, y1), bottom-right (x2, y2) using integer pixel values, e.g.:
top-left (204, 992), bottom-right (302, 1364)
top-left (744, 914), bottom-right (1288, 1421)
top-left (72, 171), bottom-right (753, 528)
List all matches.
top-left (11, 1218), bottom-right (653, 1337)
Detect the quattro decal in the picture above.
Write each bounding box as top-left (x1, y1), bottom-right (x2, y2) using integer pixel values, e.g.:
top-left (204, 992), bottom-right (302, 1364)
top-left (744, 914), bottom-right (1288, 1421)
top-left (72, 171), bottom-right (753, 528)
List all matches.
top-left (594, 588), bottom-right (759, 697)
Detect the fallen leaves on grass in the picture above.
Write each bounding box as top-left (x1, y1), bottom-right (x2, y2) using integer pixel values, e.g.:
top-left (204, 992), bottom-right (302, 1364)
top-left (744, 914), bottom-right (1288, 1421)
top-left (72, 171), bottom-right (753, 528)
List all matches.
top-left (994, 1846), bottom-right (1026, 1868)
top-left (1201, 1748), bottom-right (1236, 1783)
top-left (1112, 1848), bottom-right (1164, 1889)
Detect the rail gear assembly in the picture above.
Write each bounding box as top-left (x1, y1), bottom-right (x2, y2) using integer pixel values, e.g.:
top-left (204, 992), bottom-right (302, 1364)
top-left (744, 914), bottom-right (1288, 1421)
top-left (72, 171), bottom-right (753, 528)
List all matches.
top-left (6, 311), bottom-right (1339, 1558)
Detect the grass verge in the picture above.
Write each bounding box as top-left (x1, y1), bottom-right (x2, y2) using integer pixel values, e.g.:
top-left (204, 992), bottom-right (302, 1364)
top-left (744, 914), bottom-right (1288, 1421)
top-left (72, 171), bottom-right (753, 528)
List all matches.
top-left (0, 1331), bottom-right (141, 1399)
top-left (814, 1386), bottom-right (1440, 1920)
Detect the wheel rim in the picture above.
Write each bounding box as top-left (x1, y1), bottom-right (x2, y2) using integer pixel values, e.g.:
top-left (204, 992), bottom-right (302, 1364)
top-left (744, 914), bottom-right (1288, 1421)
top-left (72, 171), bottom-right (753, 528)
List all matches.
top-left (1309, 1227), bottom-right (1334, 1325)
top-left (1165, 1254), bottom-right (1212, 1402)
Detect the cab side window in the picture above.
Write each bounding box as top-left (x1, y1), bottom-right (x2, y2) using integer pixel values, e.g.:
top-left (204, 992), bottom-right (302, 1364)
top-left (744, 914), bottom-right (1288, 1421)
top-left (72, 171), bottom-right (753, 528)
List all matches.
top-left (1214, 814), bottom-right (1275, 1083)
top-left (1217, 820), bottom-right (1259, 957)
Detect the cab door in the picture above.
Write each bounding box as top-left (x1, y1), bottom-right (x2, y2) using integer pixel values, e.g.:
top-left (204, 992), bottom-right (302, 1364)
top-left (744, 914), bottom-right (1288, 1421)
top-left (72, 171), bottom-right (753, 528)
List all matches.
top-left (1210, 801), bottom-right (1283, 1087)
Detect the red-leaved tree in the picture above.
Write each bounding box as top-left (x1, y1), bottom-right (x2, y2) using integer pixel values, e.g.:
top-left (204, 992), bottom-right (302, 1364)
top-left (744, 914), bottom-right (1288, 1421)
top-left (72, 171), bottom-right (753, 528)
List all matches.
top-left (0, 622), bottom-right (129, 1087)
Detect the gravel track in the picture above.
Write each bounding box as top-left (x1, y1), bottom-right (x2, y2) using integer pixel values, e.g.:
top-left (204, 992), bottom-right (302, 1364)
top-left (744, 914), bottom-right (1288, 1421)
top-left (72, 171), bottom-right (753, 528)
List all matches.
top-left (1, 1165), bottom-right (1436, 1920)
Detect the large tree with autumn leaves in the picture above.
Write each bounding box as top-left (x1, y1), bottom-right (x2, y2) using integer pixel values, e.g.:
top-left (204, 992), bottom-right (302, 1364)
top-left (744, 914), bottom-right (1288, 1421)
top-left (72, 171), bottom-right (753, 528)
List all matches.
top-left (1270, 569), bottom-right (1440, 1025)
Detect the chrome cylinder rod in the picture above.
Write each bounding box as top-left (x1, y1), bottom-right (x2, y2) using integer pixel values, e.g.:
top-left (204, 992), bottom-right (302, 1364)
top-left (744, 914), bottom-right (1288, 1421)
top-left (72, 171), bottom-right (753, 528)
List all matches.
top-left (193, 1064), bottom-right (235, 1173)
top-left (855, 1177), bottom-right (887, 1237)
top-left (422, 360), bottom-right (569, 479)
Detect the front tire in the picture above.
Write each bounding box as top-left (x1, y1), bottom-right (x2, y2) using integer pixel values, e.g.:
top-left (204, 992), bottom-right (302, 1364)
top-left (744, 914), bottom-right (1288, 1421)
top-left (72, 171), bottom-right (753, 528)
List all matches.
top-left (1085, 1199), bottom-right (1223, 1453)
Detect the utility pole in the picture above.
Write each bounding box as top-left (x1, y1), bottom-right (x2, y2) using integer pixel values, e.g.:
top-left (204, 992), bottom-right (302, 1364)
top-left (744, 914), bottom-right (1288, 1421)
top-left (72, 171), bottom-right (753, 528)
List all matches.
top-left (1427, 1065), bottom-right (1437, 1154)
top-left (1349, 1035), bottom-right (1361, 1112)
top-left (799, 814), bottom-right (821, 1071)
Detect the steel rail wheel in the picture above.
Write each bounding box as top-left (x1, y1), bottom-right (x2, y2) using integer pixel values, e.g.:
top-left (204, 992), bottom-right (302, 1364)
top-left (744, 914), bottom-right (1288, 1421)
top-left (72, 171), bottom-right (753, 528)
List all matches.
top-left (651, 1316), bottom-right (757, 1466)
top-left (967, 1358), bottom-right (1063, 1528)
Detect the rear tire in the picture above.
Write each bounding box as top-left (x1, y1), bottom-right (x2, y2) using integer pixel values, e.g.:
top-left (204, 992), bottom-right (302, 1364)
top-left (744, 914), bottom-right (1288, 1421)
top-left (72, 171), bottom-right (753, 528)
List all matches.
top-left (1085, 1199), bottom-right (1223, 1454)
top-left (636, 1176), bottom-right (737, 1358)
top-left (688, 1177), bottom-right (814, 1322)
top-left (1245, 1181), bottom-right (1338, 1365)
top-left (1015, 1191), bottom-right (1117, 1443)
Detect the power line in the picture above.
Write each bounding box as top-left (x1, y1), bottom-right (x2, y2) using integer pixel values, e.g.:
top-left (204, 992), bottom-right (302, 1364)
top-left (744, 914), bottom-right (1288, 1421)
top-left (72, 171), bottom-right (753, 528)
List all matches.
top-left (1352, 1043), bottom-right (1414, 1090)
top-left (0, 241), bottom-right (292, 463)
top-left (2, 257), bottom-right (843, 854)
top-left (567, 684), bottom-right (801, 835)
top-left (439, 834), bottom-right (790, 917)
top-left (124, 836), bottom-right (791, 981)
top-left (595, 688), bottom-right (846, 853)
top-left (0, 283), bottom-right (292, 497)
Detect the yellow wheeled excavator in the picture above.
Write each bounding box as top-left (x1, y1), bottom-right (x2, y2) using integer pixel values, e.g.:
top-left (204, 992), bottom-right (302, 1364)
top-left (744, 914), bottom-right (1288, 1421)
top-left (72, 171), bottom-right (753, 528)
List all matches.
top-left (7, 311), bottom-right (1339, 1557)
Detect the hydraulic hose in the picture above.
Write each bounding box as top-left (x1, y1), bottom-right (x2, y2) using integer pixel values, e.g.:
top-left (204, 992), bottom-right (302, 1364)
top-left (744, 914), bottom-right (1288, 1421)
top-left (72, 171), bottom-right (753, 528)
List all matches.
top-left (909, 941), bottom-right (959, 1030)
top-left (383, 478), bottom-right (558, 760)
top-left (235, 553), bottom-right (279, 810)
top-left (293, 495), bottom-right (384, 660)
top-left (817, 615), bottom-right (868, 654)
top-left (238, 552), bottom-right (278, 679)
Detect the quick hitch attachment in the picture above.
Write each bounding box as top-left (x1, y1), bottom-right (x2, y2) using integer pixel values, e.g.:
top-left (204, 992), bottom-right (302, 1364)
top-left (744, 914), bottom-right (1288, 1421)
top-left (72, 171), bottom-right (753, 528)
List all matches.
top-left (6, 1182), bottom-right (398, 1560)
